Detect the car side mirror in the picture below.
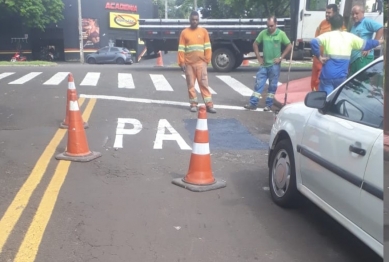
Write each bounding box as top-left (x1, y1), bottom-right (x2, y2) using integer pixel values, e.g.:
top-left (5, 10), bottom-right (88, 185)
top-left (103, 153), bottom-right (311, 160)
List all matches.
top-left (304, 91), bottom-right (327, 109)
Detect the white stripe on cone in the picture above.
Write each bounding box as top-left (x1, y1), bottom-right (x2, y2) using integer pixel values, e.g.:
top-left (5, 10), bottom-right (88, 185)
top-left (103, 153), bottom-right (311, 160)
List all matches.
top-left (68, 81), bottom-right (76, 90)
top-left (69, 101), bottom-right (79, 111)
top-left (192, 142), bottom-right (210, 155)
top-left (196, 119), bottom-right (208, 131)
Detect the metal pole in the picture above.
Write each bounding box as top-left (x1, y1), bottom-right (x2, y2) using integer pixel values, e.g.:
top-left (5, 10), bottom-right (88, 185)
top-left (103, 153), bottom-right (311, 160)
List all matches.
top-left (77, 0), bottom-right (84, 63)
top-left (194, 0), bottom-right (197, 11)
top-left (383, 24), bottom-right (389, 135)
top-left (165, 0), bottom-right (168, 19)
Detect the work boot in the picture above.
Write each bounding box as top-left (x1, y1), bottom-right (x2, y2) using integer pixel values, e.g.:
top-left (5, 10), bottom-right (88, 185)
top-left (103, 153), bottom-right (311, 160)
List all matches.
top-left (190, 106), bottom-right (197, 112)
top-left (206, 106), bottom-right (216, 114)
top-left (244, 104), bottom-right (257, 110)
top-left (263, 106), bottom-right (272, 112)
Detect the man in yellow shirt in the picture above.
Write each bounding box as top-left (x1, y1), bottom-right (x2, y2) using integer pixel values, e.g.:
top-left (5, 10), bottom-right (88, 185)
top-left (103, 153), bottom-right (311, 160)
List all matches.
top-left (178, 11), bottom-right (216, 113)
top-left (310, 4), bottom-right (345, 91)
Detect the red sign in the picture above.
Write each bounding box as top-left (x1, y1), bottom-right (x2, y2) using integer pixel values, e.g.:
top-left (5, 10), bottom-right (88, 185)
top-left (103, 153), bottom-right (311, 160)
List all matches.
top-left (105, 2), bottom-right (137, 12)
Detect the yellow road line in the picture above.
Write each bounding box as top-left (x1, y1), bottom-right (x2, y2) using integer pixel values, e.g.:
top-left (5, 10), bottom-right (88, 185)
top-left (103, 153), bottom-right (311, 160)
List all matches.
top-left (14, 98), bottom-right (97, 261)
top-left (0, 97), bottom-right (85, 253)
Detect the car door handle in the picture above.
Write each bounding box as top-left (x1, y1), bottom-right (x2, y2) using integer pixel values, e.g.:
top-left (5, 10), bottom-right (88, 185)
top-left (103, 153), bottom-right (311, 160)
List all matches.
top-left (349, 145), bottom-right (366, 156)
top-left (304, 13), bottom-right (312, 16)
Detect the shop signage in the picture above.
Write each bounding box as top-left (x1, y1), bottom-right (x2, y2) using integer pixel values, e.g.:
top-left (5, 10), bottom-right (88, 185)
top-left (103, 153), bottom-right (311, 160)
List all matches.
top-left (109, 12), bottom-right (139, 29)
top-left (105, 2), bottom-right (137, 12)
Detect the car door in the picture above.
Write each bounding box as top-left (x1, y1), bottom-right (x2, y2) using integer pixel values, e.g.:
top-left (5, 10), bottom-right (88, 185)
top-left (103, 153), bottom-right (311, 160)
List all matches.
top-left (107, 47), bottom-right (120, 63)
top-left (298, 59), bottom-right (384, 229)
top-left (95, 47), bottom-right (110, 63)
top-left (358, 63), bottom-right (384, 245)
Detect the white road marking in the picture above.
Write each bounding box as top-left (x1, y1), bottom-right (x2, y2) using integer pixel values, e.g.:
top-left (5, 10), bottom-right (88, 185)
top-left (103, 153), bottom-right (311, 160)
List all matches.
top-left (150, 74), bottom-right (174, 91)
top-left (80, 72), bottom-right (100, 86)
top-left (154, 119), bottom-right (191, 150)
top-left (252, 76), bottom-right (282, 86)
top-left (0, 73), bottom-right (15, 80)
top-left (181, 75), bottom-right (217, 94)
top-left (114, 118), bottom-right (143, 148)
top-left (79, 94), bottom-right (264, 111)
top-left (216, 75), bottom-right (252, 96)
top-left (118, 73), bottom-right (135, 89)
top-left (43, 72), bottom-right (69, 85)
top-left (9, 72), bottom-right (42, 84)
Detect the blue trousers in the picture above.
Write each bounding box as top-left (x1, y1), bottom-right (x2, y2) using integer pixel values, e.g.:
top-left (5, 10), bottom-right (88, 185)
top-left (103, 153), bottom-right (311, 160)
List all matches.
top-left (319, 77), bottom-right (346, 95)
top-left (249, 64), bottom-right (281, 107)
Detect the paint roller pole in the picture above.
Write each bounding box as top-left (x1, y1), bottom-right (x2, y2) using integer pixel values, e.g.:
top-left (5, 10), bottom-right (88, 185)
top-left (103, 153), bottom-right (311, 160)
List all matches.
top-left (284, 41), bottom-right (294, 106)
top-left (165, 0), bottom-right (168, 19)
top-left (77, 0), bottom-right (84, 64)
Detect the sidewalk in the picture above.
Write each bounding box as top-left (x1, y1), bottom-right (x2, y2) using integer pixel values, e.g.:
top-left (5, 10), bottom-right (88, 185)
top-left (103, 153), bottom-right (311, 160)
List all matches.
top-left (274, 76), bottom-right (312, 108)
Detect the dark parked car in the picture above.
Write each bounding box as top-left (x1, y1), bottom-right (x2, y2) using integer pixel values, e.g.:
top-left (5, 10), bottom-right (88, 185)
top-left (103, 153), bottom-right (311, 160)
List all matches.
top-left (86, 46), bottom-right (133, 65)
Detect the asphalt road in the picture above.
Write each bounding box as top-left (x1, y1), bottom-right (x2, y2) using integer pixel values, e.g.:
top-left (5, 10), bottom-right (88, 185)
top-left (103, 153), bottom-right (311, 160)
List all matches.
top-left (0, 61), bottom-right (382, 262)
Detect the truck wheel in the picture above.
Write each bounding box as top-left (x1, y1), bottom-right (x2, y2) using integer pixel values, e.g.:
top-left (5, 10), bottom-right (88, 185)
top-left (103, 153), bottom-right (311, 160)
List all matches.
top-left (233, 53), bottom-right (244, 69)
top-left (211, 48), bottom-right (236, 72)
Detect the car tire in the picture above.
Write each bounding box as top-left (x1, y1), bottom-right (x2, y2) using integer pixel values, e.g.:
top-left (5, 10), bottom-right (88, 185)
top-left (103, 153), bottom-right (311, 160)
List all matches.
top-left (269, 139), bottom-right (300, 208)
top-left (88, 58), bottom-right (96, 64)
top-left (116, 58), bottom-right (125, 64)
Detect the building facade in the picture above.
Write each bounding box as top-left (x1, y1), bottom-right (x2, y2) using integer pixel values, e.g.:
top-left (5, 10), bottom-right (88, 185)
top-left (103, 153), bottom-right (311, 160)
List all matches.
top-left (0, 0), bottom-right (156, 61)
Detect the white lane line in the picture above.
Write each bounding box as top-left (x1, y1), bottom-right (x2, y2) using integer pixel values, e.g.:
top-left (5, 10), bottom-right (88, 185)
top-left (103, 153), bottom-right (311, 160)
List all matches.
top-left (118, 73), bottom-right (135, 89)
top-left (216, 75), bottom-right (252, 96)
top-left (80, 72), bottom-right (100, 86)
top-left (150, 74), bottom-right (173, 91)
top-left (79, 94), bottom-right (264, 112)
top-left (181, 75), bottom-right (217, 94)
top-left (0, 72), bottom-right (15, 81)
top-left (252, 76), bottom-right (282, 86)
top-left (43, 72), bottom-right (69, 85)
top-left (9, 72), bottom-right (42, 84)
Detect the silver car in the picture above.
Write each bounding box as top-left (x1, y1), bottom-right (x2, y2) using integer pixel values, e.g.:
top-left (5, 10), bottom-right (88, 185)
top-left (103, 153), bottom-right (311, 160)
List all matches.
top-left (86, 46), bottom-right (133, 65)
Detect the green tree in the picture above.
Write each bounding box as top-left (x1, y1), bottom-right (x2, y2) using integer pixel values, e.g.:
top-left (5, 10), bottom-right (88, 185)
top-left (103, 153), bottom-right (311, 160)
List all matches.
top-left (0, 0), bottom-right (64, 30)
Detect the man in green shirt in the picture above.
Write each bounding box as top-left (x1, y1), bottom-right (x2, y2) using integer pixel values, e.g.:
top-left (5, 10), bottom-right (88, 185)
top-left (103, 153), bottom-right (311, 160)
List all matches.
top-left (244, 16), bottom-right (292, 111)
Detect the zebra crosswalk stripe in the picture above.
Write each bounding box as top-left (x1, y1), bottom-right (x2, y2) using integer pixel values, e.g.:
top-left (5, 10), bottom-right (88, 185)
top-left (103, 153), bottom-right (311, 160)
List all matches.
top-left (43, 72), bottom-right (69, 85)
top-left (118, 73), bottom-right (135, 89)
top-left (216, 75), bottom-right (252, 96)
top-left (181, 75), bottom-right (217, 94)
top-left (9, 72), bottom-right (42, 85)
top-left (0, 72), bottom-right (15, 80)
top-left (80, 72), bottom-right (100, 86)
top-left (149, 74), bottom-right (173, 91)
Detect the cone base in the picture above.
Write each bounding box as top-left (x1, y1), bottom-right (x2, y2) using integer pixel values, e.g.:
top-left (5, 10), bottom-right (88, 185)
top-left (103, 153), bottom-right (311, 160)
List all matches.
top-left (172, 178), bottom-right (226, 192)
top-left (60, 121), bottom-right (89, 129)
top-left (55, 151), bottom-right (101, 162)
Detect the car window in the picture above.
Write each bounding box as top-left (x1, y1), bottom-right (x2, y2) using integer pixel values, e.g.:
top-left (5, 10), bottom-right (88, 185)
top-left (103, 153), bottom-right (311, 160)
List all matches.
top-left (110, 47), bottom-right (120, 52)
top-left (99, 47), bottom-right (109, 52)
top-left (327, 60), bottom-right (384, 128)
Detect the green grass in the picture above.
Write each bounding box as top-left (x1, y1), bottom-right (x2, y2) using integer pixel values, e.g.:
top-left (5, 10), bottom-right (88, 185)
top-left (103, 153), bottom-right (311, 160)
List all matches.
top-left (0, 61), bottom-right (57, 66)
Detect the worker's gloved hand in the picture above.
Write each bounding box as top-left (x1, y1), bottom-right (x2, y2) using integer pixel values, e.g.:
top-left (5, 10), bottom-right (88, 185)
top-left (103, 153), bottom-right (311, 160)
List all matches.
top-left (181, 65), bottom-right (186, 73)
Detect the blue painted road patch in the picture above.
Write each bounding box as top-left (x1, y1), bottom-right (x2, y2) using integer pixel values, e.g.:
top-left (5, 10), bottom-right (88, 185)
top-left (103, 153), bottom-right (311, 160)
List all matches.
top-left (184, 118), bottom-right (268, 150)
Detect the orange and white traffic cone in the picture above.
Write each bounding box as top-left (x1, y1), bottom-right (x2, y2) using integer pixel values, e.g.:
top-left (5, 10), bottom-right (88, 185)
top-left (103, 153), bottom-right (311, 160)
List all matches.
top-left (241, 54), bottom-right (249, 66)
top-left (155, 51), bottom-right (164, 67)
top-left (172, 106), bottom-right (226, 192)
top-left (60, 73), bottom-right (88, 129)
top-left (55, 91), bottom-right (101, 162)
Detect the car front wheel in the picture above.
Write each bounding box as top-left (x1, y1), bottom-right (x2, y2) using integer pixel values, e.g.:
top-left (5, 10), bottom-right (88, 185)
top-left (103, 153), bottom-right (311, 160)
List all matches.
top-left (269, 139), bottom-right (300, 208)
